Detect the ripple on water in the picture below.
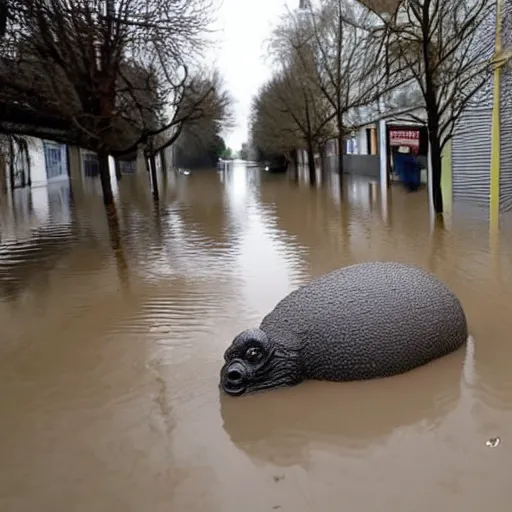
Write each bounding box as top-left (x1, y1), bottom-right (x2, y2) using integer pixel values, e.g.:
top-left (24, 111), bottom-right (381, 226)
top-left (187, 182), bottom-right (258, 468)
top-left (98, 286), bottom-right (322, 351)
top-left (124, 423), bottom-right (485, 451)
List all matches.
top-left (0, 223), bottom-right (76, 288)
top-left (4, 170), bottom-right (512, 511)
top-left (108, 282), bottom-right (245, 337)
top-left (140, 245), bottom-right (241, 283)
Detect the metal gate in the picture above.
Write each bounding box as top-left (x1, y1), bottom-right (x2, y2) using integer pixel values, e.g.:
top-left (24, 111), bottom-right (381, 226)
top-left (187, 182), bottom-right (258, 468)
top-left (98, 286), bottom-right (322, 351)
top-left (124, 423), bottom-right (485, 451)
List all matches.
top-left (452, 108), bottom-right (492, 206)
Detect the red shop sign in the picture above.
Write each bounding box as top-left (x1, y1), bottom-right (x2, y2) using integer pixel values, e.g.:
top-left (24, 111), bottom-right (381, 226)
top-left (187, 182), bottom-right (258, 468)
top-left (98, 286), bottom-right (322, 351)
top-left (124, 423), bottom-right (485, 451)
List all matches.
top-left (390, 129), bottom-right (420, 147)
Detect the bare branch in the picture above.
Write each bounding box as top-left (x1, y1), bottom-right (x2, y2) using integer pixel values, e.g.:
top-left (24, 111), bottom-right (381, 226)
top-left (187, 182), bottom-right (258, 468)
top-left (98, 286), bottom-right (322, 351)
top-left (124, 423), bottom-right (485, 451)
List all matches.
top-left (379, 0), bottom-right (493, 213)
top-left (0, 0), bottom-right (222, 156)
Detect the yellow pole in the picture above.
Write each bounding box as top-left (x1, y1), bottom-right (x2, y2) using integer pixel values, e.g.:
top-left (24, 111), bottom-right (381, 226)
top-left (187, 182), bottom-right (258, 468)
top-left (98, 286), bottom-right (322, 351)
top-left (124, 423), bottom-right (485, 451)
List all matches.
top-left (490, 0), bottom-right (503, 224)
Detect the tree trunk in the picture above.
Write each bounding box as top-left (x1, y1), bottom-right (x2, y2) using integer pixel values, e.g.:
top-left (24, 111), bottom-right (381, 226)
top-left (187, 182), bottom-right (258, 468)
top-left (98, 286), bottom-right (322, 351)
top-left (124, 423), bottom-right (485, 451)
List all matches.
top-left (0, 152), bottom-right (7, 194)
top-left (26, 144), bottom-right (32, 187)
top-left (319, 143), bottom-right (326, 177)
top-left (8, 137), bottom-right (15, 191)
top-left (292, 149), bottom-right (299, 180)
top-left (337, 132), bottom-right (344, 175)
top-left (425, 94), bottom-right (443, 213)
top-left (422, 12), bottom-right (443, 215)
top-left (98, 149), bottom-right (114, 206)
top-left (429, 129), bottom-right (443, 214)
top-left (160, 149), bottom-right (167, 173)
top-left (114, 159), bottom-right (122, 181)
top-left (148, 148), bottom-right (160, 202)
top-left (307, 139), bottom-right (316, 185)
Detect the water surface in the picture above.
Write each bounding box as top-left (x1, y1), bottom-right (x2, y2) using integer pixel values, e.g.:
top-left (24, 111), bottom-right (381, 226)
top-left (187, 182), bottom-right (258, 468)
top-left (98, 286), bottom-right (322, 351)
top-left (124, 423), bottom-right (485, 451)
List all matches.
top-left (1, 162), bottom-right (512, 511)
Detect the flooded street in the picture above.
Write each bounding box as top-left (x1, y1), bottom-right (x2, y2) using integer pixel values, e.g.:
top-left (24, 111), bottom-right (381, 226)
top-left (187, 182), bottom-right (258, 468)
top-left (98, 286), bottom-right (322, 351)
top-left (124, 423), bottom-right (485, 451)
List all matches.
top-left (2, 162), bottom-right (512, 511)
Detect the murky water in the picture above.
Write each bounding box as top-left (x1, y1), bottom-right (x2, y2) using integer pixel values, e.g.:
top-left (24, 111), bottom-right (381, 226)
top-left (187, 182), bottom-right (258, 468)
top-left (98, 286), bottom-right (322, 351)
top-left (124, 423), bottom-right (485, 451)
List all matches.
top-left (1, 162), bottom-right (512, 511)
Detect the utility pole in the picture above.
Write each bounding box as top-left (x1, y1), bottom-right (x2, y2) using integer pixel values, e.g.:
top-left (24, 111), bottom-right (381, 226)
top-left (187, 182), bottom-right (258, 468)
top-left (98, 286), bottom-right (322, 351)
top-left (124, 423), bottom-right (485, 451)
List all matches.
top-left (490, 0), bottom-right (512, 222)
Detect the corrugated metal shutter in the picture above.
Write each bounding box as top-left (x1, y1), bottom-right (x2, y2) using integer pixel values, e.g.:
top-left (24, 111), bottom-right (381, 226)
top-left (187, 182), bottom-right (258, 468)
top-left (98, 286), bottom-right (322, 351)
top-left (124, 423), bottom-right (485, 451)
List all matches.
top-left (452, 108), bottom-right (492, 206)
top-left (500, 2), bottom-right (512, 212)
top-left (500, 67), bottom-right (512, 212)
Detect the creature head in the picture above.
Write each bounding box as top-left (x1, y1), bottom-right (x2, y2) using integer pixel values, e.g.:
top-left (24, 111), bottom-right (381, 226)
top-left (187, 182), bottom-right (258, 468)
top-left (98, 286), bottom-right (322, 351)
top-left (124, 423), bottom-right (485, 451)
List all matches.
top-left (219, 328), bottom-right (303, 397)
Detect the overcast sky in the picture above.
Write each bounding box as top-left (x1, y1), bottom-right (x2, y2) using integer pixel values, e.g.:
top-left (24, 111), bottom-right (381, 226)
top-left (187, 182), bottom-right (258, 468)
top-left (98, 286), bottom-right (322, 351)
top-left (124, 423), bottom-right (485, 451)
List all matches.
top-left (212, 0), bottom-right (294, 151)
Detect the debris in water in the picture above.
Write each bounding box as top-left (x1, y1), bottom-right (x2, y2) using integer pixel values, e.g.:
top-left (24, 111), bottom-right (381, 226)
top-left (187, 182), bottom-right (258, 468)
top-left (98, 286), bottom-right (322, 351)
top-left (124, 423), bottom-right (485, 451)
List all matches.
top-left (486, 437), bottom-right (500, 448)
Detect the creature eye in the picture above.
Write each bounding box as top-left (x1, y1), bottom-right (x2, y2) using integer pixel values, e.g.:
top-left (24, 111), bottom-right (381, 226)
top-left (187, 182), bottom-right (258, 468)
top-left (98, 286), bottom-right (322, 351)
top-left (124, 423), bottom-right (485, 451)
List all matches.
top-left (245, 346), bottom-right (264, 364)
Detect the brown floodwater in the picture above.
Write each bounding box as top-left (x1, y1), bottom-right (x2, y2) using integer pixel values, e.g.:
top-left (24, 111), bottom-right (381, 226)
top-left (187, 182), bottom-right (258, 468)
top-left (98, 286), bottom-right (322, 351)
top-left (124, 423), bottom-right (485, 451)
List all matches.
top-left (1, 162), bottom-right (512, 511)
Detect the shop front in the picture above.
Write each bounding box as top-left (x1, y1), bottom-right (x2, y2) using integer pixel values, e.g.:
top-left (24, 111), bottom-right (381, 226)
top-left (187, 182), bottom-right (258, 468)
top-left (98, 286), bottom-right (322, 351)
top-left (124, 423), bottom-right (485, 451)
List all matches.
top-left (387, 124), bottom-right (429, 184)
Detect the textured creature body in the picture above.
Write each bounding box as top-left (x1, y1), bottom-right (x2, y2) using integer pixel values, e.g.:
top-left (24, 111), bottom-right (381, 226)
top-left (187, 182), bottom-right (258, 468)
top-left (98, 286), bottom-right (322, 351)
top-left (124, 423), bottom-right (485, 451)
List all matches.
top-left (220, 261), bottom-right (468, 396)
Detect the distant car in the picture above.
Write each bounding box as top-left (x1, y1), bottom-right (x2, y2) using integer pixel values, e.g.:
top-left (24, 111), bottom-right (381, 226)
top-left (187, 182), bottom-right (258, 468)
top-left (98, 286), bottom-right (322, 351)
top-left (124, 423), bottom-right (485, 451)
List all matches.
top-left (262, 159), bottom-right (288, 173)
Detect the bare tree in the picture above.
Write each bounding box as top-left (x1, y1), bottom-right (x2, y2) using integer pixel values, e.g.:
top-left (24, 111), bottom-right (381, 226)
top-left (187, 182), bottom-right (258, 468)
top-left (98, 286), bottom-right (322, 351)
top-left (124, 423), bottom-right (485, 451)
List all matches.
top-left (153, 69), bottom-right (235, 154)
top-left (379, 0), bottom-right (494, 213)
top-left (0, 134), bottom-right (33, 190)
top-left (266, 17), bottom-right (337, 183)
top-left (277, 0), bottom-right (407, 178)
top-left (160, 70), bottom-right (235, 168)
top-left (250, 80), bottom-right (302, 162)
top-left (252, 63), bottom-right (335, 184)
top-left (0, 0), bottom-right (216, 205)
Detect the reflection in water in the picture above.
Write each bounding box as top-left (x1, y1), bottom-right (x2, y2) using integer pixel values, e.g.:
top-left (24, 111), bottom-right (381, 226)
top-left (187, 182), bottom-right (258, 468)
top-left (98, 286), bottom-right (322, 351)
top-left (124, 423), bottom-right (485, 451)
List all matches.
top-left (220, 350), bottom-right (463, 463)
top-left (105, 202), bottom-right (131, 293)
top-left (1, 164), bottom-right (512, 511)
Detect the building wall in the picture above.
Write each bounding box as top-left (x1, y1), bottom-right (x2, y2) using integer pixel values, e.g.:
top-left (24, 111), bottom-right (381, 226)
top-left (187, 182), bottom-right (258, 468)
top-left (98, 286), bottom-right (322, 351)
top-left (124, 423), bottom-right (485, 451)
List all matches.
top-left (5, 137), bottom-right (69, 189)
top-left (499, 1), bottom-right (512, 212)
top-left (452, 107), bottom-right (492, 207)
top-left (30, 138), bottom-right (68, 187)
top-left (29, 138), bottom-right (49, 187)
top-left (499, 68), bottom-right (512, 212)
top-left (449, 1), bottom-right (496, 210)
top-left (4, 135), bottom-right (153, 193)
top-left (343, 155), bottom-right (380, 178)
top-left (357, 128), bottom-right (368, 155)
top-left (77, 148), bottom-right (117, 177)
top-left (449, 1), bottom-right (512, 212)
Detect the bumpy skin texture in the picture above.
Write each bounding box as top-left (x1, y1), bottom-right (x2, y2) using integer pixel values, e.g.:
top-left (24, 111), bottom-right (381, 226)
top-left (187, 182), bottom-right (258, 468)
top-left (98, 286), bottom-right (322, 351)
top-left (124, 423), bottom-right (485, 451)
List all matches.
top-left (220, 261), bottom-right (468, 396)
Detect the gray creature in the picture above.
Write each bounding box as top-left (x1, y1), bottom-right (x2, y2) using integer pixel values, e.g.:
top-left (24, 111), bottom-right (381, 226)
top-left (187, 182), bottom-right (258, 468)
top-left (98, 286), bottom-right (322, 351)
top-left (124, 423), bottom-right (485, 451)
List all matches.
top-left (220, 261), bottom-right (468, 396)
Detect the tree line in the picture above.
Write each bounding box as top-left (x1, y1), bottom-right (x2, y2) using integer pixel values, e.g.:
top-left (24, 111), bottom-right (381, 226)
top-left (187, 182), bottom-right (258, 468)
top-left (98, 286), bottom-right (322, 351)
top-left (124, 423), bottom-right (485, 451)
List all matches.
top-left (0, 0), bottom-right (234, 205)
top-left (250, 0), bottom-right (494, 213)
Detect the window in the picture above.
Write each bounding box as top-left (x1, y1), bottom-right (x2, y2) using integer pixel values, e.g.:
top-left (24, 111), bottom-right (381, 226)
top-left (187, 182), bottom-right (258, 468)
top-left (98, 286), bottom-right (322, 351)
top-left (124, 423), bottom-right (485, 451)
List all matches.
top-left (82, 152), bottom-right (99, 177)
top-left (118, 159), bottom-right (135, 174)
top-left (43, 142), bottom-right (66, 179)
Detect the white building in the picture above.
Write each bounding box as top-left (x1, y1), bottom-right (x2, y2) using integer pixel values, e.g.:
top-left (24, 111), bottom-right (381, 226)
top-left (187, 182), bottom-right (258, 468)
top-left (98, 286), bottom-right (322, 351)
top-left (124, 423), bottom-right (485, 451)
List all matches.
top-left (0, 136), bottom-right (125, 192)
top-left (0, 137), bottom-right (68, 189)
